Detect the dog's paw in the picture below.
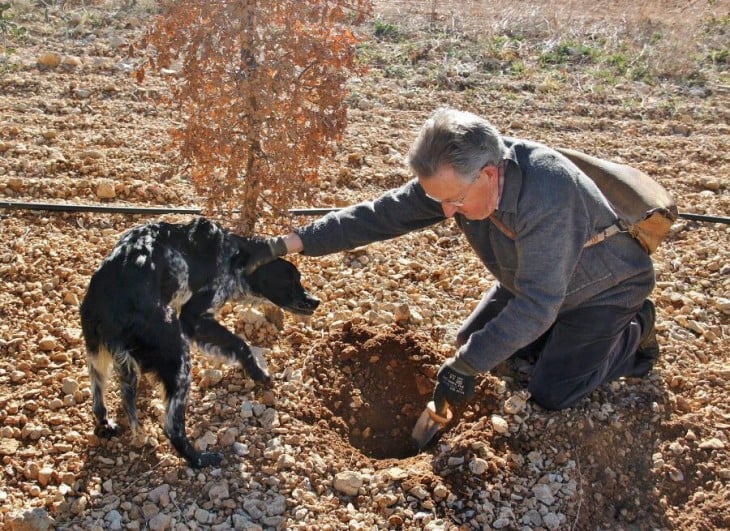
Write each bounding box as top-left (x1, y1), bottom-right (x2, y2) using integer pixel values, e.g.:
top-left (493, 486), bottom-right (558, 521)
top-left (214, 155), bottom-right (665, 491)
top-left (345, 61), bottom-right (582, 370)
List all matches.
top-left (95, 421), bottom-right (123, 439)
top-left (248, 366), bottom-right (271, 384)
top-left (243, 347), bottom-right (271, 383)
top-left (190, 451), bottom-right (223, 468)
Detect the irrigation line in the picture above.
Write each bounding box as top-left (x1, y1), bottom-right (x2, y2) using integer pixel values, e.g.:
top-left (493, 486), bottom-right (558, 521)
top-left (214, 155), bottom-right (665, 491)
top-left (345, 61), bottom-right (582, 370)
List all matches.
top-left (0, 200), bottom-right (729, 224)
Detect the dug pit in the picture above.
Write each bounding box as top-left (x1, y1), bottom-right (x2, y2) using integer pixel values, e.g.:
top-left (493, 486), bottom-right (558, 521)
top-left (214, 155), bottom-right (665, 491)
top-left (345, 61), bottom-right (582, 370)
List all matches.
top-left (294, 322), bottom-right (446, 459)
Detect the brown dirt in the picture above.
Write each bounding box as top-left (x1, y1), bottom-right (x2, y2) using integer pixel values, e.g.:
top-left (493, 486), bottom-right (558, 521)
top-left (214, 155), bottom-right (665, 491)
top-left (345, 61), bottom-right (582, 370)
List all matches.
top-left (1, 1), bottom-right (729, 530)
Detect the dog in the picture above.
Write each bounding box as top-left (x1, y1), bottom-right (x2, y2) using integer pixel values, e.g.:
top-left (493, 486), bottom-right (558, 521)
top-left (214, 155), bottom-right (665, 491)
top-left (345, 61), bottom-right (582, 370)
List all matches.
top-left (80, 217), bottom-right (319, 468)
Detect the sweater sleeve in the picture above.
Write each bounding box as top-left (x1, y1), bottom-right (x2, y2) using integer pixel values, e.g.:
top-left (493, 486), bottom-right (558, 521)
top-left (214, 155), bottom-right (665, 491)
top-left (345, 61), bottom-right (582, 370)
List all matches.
top-left (295, 179), bottom-right (446, 256)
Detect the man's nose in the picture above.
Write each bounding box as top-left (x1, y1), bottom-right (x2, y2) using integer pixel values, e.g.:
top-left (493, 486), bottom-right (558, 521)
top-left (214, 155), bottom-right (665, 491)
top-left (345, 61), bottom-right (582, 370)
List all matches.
top-left (442, 204), bottom-right (458, 218)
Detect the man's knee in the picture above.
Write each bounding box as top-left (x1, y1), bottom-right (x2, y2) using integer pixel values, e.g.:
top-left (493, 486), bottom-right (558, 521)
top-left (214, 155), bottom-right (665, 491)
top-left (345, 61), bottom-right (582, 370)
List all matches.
top-left (528, 376), bottom-right (587, 410)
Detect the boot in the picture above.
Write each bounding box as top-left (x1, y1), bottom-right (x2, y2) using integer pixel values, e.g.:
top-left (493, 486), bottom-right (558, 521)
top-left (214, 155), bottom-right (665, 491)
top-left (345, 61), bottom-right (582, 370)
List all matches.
top-left (629, 299), bottom-right (659, 377)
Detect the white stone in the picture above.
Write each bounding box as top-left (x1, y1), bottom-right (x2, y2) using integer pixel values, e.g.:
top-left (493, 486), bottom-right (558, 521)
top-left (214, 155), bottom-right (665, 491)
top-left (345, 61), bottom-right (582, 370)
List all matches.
top-left (503, 393), bottom-right (528, 415)
top-left (194, 431), bottom-right (218, 452)
top-left (208, 481), bottom-right (229, 501)
top-left (532, 483), bottom-right (555, 505)
top-left (469, 458), bottom-right (488, 475)
top-left (148, 513), bottom-right (172, 531)
top-left (62, 378), bottom-right (79, 395)
top-left (195, 508), bottom-right (211, 524)
top-left (333, 471), bottom-right (363, 496)
top-left (543, 512), bottom-right (562, 530)
top-left (491, 415), bottom-right (510, 434)
top-left (233, 442), bottom-right (249, 457)
top-left (277, 454), bottom-right (296, 470)
top-left (699, 438), bottom-right (725, 450)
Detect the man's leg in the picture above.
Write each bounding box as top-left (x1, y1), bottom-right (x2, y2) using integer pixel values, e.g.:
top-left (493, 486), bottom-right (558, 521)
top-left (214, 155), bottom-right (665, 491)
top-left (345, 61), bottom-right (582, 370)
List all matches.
top-left (528, 304), bottom-right (644, 410)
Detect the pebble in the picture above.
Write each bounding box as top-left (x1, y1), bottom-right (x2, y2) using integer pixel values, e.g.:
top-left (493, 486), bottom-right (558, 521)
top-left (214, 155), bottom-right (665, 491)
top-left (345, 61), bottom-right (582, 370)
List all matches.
top-left (148, 513), bottom-right (172, 531)
top-left (195, 508), bottom-right (211, 524)
top-left (208, 481), bottom-right (229, 501)
top-left (147, 484), bottom-right (170, 504)
top-left (333, 471), bottom-right (363, 496)
top-left (199, 369), bottom-right (224, 388)
top-left (409, 485), bottom-right (429, 500)
top-left (532, 483), bottom-right (555, 505)
top-left (0, 438), bottom-right (20, 456)
top-left (543, 512), bottom-right (563, 530)
top-left (233, 442), bottom-right (249, 456)
top-left (95, 180), bottom-right (116, 199)
top-left (433, 484), bottom-right (449, 498)
top-left (39, 336), bottom-right (58, 351)
top-left (241, 401), bottom-right (254, 418)
top-left (194, 431), bottom-right (218, 451)
top-left (503, 392), bottom-right (529, 414)
top-left (62, 378), bottom-right (79, 395)
top-left (6, 508), bottom-right (54, 530)
top-left (37, 467), bottom-right (54, 487)
top-left (469, 457), bottom-right (488, 475)
top-left (384, 467), bottom-right (408, 480)
top-left (277, 454), bottom-right (296, 470)
top-left (699, 438), bottom-right (725, 450)
top-left (37, 52), bottom-right (62, 68)
top-left (491, 415), bottom-right (510, 435)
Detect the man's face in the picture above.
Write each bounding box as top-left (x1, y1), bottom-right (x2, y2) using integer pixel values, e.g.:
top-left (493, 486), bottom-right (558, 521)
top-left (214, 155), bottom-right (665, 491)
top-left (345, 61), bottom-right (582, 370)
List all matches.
top-left (419, 163), bottom-right (501, 220)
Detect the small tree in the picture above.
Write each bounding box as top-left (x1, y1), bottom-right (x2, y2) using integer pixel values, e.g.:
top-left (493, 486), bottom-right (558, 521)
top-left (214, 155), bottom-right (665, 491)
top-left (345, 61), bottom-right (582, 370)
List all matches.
top-left (140, 0), bottom-right (371, 234)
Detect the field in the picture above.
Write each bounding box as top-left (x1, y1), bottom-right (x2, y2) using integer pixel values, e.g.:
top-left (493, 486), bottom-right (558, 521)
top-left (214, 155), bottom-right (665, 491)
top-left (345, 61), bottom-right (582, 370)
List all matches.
top-left (0, 1), bottom-right (729, 529)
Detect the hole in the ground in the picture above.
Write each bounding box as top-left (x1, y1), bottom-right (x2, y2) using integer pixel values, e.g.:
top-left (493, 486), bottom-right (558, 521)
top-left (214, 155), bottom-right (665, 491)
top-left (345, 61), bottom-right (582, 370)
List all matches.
top-left (298, 322), bottom-right (443, 459)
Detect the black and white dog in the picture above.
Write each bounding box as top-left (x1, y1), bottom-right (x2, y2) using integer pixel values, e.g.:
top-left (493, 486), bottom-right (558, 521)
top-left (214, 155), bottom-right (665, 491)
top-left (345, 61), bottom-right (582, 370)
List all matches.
top-left (80, 218), bottom-right (319, 468)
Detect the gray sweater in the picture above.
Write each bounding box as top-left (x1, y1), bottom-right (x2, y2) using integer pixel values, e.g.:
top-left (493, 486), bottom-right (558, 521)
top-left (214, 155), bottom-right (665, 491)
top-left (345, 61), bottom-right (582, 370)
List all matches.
top-left (295, 138), bottom-right (655, 373)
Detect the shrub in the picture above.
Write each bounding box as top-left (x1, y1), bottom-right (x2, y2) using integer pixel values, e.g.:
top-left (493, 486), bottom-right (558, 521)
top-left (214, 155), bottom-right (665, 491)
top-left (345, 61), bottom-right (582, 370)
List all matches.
top-left (139, 0), bottom-right (371, 234)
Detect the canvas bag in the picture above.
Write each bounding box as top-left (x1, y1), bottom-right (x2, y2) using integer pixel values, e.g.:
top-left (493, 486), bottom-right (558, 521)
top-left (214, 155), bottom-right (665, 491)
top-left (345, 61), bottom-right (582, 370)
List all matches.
top-left (555, 147), bottom-right (678, 254)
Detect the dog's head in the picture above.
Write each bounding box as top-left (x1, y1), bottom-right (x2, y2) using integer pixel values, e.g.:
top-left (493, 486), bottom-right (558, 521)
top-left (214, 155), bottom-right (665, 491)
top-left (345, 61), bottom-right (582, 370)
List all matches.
top-left (243, 258), bottom-right (320, 316)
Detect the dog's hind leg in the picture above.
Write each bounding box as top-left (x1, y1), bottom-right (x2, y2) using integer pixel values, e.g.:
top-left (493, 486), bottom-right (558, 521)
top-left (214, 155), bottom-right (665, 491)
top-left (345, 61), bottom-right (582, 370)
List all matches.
top-left (115, 352), bottom-right (141, 435)
top-left (88, 348), bottom-right (123, 438)
top-left (182, 311), bottom-right (271, 383)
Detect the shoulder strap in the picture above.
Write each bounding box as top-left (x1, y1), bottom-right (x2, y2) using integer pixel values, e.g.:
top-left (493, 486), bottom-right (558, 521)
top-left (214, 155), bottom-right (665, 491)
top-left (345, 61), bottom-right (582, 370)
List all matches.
top-left (488, 214), bottom-right (516, 240)
top-left (489, 214), bottom-right (622, 248)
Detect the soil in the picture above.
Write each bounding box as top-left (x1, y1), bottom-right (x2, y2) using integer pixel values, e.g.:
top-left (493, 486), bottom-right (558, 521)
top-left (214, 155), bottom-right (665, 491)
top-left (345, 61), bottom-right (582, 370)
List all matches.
top-left (1, 2), bottom-right (729, 531)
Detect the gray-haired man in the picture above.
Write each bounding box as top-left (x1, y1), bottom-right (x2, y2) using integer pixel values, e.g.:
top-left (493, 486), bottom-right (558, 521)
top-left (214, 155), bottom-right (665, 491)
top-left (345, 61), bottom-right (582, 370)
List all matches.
top-left (245, 107), bottom-right (659, 411)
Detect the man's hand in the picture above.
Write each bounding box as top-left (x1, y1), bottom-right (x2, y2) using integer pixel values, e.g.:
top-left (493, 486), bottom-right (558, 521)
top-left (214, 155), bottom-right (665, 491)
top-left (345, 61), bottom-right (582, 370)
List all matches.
top-left (244, 237), bottom-right (288, 275)
top-left (434, 356), bottom-right (477, 407)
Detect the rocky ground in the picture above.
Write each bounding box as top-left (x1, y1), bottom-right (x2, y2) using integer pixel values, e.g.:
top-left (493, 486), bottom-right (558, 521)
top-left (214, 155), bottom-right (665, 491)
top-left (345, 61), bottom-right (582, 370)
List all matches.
top-left (0, 1), bottom-right (729, 530)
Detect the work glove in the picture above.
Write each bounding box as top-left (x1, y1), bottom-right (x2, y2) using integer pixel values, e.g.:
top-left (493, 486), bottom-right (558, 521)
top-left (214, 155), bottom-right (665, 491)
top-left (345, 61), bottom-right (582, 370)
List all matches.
top-left (434, 356), bottom-right (477, 410)
top-left (243, 236), bottom-right (288, 275)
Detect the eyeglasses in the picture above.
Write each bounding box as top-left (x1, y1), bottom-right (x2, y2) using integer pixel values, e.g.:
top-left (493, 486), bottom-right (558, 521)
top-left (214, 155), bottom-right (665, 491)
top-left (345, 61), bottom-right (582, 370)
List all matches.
top-left (425, 170), bottom-right (482, 207)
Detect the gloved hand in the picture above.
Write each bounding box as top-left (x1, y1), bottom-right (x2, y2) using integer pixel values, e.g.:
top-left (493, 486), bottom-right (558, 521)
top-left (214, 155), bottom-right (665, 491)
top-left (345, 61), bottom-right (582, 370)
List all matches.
top-left (244, 236), bottom-right (288, 275)
top-left (434, 356), bottom-right (477, 408)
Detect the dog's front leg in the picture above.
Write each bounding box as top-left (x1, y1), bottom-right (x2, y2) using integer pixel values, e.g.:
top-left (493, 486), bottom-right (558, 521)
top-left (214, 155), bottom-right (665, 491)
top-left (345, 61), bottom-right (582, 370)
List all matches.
top-left (161, 347), bottom-right (223, 468)
top-left (181, 308), bottom-right (271, 383)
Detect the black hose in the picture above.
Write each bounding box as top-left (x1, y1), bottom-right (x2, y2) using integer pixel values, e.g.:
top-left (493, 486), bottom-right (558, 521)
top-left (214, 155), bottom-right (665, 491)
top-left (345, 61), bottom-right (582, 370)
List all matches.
top-left (0, 200), bottom-right (203, 215)
top-left (1, 200), bottom-right (728, 224)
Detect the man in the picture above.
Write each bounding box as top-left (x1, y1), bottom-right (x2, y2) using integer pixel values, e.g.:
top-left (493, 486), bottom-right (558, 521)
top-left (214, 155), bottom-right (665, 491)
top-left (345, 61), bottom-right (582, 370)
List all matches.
top-left (245, 107), bottom-right (659, 411)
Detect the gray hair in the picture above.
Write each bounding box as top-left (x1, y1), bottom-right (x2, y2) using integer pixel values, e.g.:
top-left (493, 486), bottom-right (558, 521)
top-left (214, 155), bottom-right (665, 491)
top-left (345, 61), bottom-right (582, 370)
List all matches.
top-left (407, 107), bottom-right (506, 182)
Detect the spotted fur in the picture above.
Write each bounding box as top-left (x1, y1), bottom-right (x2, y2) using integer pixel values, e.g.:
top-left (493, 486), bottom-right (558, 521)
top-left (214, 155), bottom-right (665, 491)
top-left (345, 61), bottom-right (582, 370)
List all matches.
top-left (80, 218), bottom-right (319, 468)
